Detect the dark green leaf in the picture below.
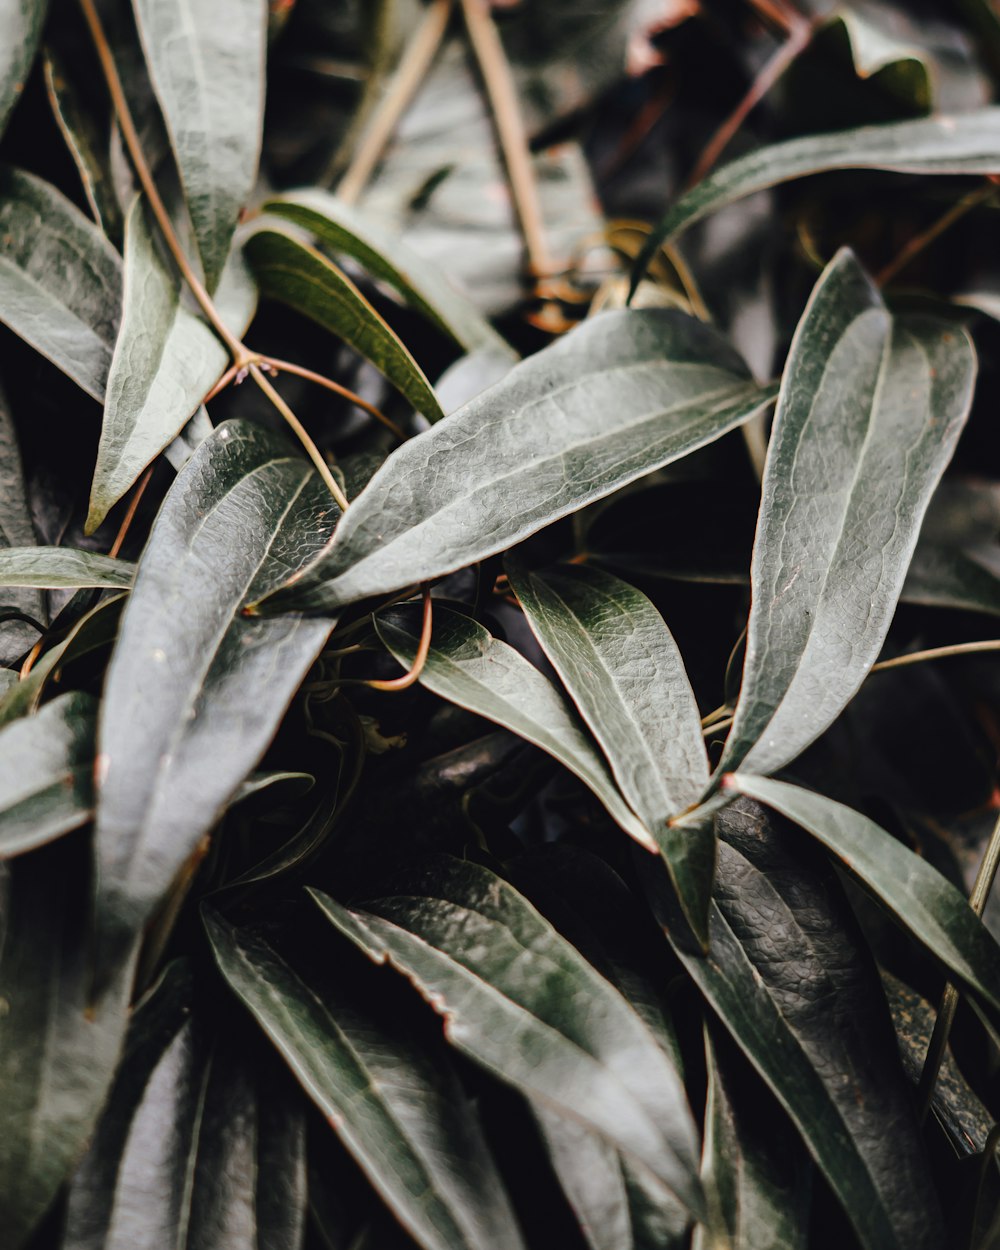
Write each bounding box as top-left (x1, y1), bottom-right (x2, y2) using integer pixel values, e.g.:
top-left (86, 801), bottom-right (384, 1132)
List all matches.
top-left (0, 165), bottom-right (122, 399)
top-left (93, 420), bottom-right (337, 987)
top-left (261, 309), bottom-right (775, 613)
top-left (204, 908), bottom-right (526, 1250)
top-left (715, 250), bottom-right (975, 782)
top-left (902, 544), bottom-right (1000, 617)
top-left (246, 226), bottom-right (443, 422)
top-left (263, 191), bottom-right (515, 358)
top-left (509, 563), bottom-right (713, 940)
top-left (0, 691), bottom-right (95, 857)
top-left (131, 0), bottom-right (266, 291)
top-left (0, 547), bottom-right (135, 589)
top-left (727, 775), bottom-right (1000, 1016)
top-left (312, 859), bottom-right (705, 1219)
top-left (0, 0), bottom-right (48, 138)
top-left (87, 198), bottom-right (257, 532)
top-left (376, 605), bottom-right (656, 851)
top-left (0, 379), bottom-right (44, 664)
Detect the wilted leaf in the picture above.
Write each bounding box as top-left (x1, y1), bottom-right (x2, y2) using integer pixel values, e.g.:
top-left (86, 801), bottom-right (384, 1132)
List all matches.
top-left (0, 0), bottom-right (48, 139)
top-left (0, 547), bottom-right (135, 590)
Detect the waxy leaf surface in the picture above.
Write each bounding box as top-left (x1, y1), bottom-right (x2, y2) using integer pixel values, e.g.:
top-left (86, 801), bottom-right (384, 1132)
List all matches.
top-left (0, 381), bottom-right (44, 663)
top-left (0, 547), bottom-right (135, 590)
top-left (0, 0), bottom-right (47, 138)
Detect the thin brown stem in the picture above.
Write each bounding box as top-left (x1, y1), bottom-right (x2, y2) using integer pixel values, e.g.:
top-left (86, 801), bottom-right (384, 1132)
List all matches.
top-left (108, 466), bottom-right (153, 559)
top-left (747, 0), bottom-right (802, 35)
top-left (366, 585), bottom-right (433, 692)
top-left (260, 356), bottom-right (406, 440)
top-left (337, 0), bottom-right (454, 206)
top-left (702, 715), bottom-right (734, 738)
top-left (872, 639), bottom-right (1000, 673)
top-left (877, 180), bottom-right (998, 287)
top-left (205, 363), bottom-right (240, 404)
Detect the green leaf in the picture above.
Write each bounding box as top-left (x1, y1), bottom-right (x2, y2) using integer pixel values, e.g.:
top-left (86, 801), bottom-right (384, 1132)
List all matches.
top-left (509, 562), bottom-right (713, 942)
top-left (204, 908), bottom-right (526, 1250)
top-left (644, 799), bottom-right (944, 1250)
top-left (0, 547), bottom-right (135, 589)
top-left (0, 0), bottom-right (48, 138)
top-left (0, 165), bottom-right (122, 400)
top-left (245, 226), bottom-right (444, 422)
top-left (727, 775), bottom-right (1000, 1017)
top-left (823, 9), bottom-right (932, 109)
top-left (0, 379), bottom-right (44, 664)
top-left (260, 309), bottom-right (775, 613)
top-left (0, 691), bottom-right (95, 857)
top-left (903, 544), bottom-right (1000, 617)
top-left (131, 0), bottom-right (266, 291)
top-left (93, 420), bottom-right (337, 988)
top-left (86, 198), bottom-right (257, 533)
top-left (376, 605), bottom-right (657, 852)
top-left (632, 108), bottom-right (1000, 285)
top-left (0, 839), bottom-right (134, 1248)
top-left (312, 860), bottom-right (706, 1219)
top-left (715, 249), bottom-right (975, 782)
top-left (263, 190), bottom-right (515, 358)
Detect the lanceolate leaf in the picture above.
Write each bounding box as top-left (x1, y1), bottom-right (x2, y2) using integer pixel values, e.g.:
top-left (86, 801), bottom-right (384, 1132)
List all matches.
top-left (0, 165), bottom-right (122, 400)
top-left (0, 0), bottom-right (48, 139)
top-left (312, 860), bottom-right (706, 1219)
top-left (728, 775), bottom-right (1000, 1016)
top-left (93, 420), bottom-right (337, 988)
top-left (204, 909), bottom-right (526, 1250)
top-left (509, 563), bottom-right (713, 940)
top-left (632, 108), bottom-right (1000, 286)
top-left (715, 250), bottom-right (975, 782)
top-left (260, 309), bottom-right (775, 613)
top-left (131, 0), bottom-right (266, 292)
top-left (87, 198), bottom-right (258, 533)
top-left (0, 547), bottom-right (135, 589)
top-left (246, 227), bottom-right (444, 422)
top-left (0, 691), bottom-right (95, 857)
top-left (376, 606), bottom-right (657, 852)
top-left (264, 190), bottom-right (516, 358)
top-left (0, 380), bottom-right (44, 664)
top-left (902, 544), bottom-right (1000, 617)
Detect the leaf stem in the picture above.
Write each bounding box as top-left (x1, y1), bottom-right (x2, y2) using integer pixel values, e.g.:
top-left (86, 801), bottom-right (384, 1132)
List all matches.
top-left (108, 465), bottom-right (153, 558)
top-left (872, 639), bottom-right (1000, 673)
top-left (366, 585), bottom-right (433, 691)
top-left (877, 180), bottom-right (998, 287)
top-left (260, 356), bottom-right (406, 440)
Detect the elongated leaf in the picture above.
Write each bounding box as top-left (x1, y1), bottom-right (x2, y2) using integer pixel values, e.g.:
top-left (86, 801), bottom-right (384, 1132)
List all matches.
top-left (377, 605), bottom-right (656, 851)
top-left (0, 165), bottom-right (122, 399)
top-left (632, 108), bottom-right (1000, 285)
top-left (0, 379), bottom-right (44, 664)
top-left (0, 547), bottom-right (134, 589)
top-left (204, 909), bottom-right (526, 1250)
top-left (87, 199), bottom-right (257, 532)
top-left (264, 191), bottom-right (515, 358)
top-left (0, 0), bottom-right (47, 138)
top-left (510, 563), bottom-right (713, 939)
top-left (312, 860), bottom-right (705, 1219)
top-left (131, 0), bottom-right (266, 291)
top-left (728, 775), bottom-right (1000, 1016)
top-left (715, 250), bottom-right (975, 782)
top-left (903, 544), bottom-right (1000, 617)
top-left (260, 309), bottom-right (775, 613)
top-left (0, 839), bottom-right (134, 1248)
top-left (246, 227), bottom-right (443, 422)
top-left (0, 691), bottom-right (94, 857)
top-left (93, 420), bottom-right (337, 988)
top-left (643, 799), bottom-right (943, 1250)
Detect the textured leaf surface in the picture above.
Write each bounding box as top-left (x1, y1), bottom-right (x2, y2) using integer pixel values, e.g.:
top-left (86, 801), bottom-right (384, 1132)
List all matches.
top-left (0, 0), bottom-right (47, 138)
top-left (264, 191), bottom-right (514, 357)
top-left (246, 227), bottom-right (443, 421)
top-left (377, 606), bottom-right (655, 851)
top-left (0, 547), bottom-right (134, 589)
top-left (93, 420), bottom-right (337, 984)
top-left (0, 165), bottom-right (121, 399)
top-left (716, 250), bottom-right (975, 781)
top-left (262, 309), bottom-right (774, 612)
top-left (131, 0), bottom-right (266, 291)
top-left (0, 692), bottom-right (95, 857)
top-left (0, 380), bottom-right (44, 663)
top-left (312, 859), bottom-right (705, 1218)
top-left (729, 775), bottom-right (1000, 1015)
top-left (87, 199), bottom-right (257, 532)
top-left (205, 909), bottom-right (525, 1250)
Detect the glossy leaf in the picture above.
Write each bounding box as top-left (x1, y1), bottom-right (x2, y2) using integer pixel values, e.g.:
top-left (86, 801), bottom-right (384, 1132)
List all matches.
top-left (377, 605), bottom-right (656, 851)
top-left (0, 546), bottom-right (135, 589)
top-left (715, 250), bottom-right (975, 782)
top-left (0, 840), bottom-right (134, 1248)
top-left (312, 859), bottom-right (705, 1218)
top-left (260, 309), bottom-right (775, 613)
top-left (510, 562), bottom-right (713, 940)
top-left (0, 380), bottom-right (44, 663)
top-left (0, 165), bottom-right (122, 400)
top-left (246, 226), bottom-right (444, 421)
top-left (131, 0), bottom-right (266, 291)
top-left (204, 909), bottom-right (526, 1250)
top-left (644, 799), bottom-right (943, 1250)
top-left (0, 0), bottom-right (47, 138)
top-left (728, 775), bottom-right (1000, 1016)
top-left (263, 191), bottom-right (515, 358)
top-left (93, 420), bottom-right (337, 988)
top-left (0, 691), bottom-right (95, 857)
top-left (87, 198), bottom-right (257, 532)
top-left (632, 108), bottom-right (1000, 284)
